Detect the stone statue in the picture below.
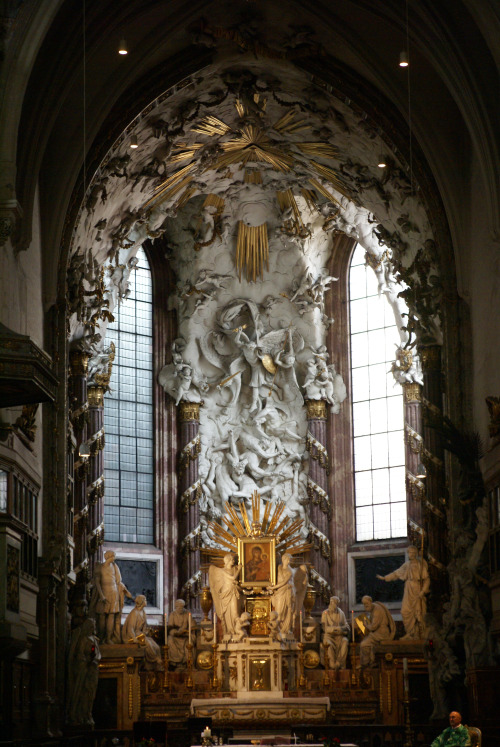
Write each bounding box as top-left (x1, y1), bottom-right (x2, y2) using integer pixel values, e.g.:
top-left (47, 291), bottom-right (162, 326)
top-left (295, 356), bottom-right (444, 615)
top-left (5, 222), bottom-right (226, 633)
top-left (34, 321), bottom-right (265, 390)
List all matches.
top-left (209, 553), bottom-right (243, 637)
top-left (122, 595), bottom-right (163, 670)
top-left (321, 596), bottom-right (350, 670)
top-left (167, 599), bottom-right (190, 669)
top-left (302, 352), bottom-right (346, 414)
top-left (67, 617), bottom-right (101, 726)
top-left (89, 550), bottom-right (132, 644)
top-left (233, 611), bottom-right (251, 642)
top-left (376, 546), bottom-right (430, 638)
top-left (359, 595), bottom-right (395, 667)
top-left (269, 553), bottom-right (296, 637)
top-left (268, 610), bottom-right (282, 641)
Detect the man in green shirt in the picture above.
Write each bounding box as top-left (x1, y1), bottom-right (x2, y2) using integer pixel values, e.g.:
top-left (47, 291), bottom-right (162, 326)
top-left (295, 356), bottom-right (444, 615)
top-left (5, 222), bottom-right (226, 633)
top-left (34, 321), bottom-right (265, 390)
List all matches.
top-left (431, 712), bottom-right (471, 747)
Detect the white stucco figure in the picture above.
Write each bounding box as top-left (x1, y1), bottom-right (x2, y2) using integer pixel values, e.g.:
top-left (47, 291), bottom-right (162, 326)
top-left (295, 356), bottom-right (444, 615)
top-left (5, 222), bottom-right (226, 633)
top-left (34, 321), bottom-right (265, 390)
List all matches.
top-left (321, 596), bottom-right (350, 670)
top-left (359, 595), bottom-right (396, 667)
top-left (377, 546), bottom-right (430, 638)
top-left (269, 553), bottom-right (296, 637)
top-left (67, 617), bottom-right (101, 726)
top-left (89, 550), bottom-right (133, 644)
top-left (167, 598), bottom-right (190, 669)
top-left (209, 553), bottom-right (243, 637)
top-left (122, 595), bottom-right (163, 669)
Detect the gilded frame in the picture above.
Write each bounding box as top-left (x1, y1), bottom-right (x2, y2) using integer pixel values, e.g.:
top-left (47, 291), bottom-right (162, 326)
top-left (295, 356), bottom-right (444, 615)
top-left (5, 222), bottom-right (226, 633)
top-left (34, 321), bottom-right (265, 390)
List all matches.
top-left (238, 537), bottom-right (276, 587)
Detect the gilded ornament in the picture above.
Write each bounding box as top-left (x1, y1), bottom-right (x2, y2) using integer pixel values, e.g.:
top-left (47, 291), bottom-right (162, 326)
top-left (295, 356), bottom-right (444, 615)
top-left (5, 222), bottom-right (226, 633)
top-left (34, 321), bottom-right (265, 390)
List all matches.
top-left (199, 585), bottom-right (213, 622)
top-left (303, 585), bottom-right (316, 619)
top-left (179, 401), bottom-right (201, 422)
top-left (69, 350), bottom-right (90, 375)
top-left (305, 399), bottom-right (327, 419)
top-left (419, 346), bottom-right (441, 371)
top-left (303, 649), bottom-right (320, 669)
top-left (196, 650), bottom-right (214, 670)
top-left (88, 386), bottom-right (104, 407)
top-left (403, 382), bottom-right (421, 403)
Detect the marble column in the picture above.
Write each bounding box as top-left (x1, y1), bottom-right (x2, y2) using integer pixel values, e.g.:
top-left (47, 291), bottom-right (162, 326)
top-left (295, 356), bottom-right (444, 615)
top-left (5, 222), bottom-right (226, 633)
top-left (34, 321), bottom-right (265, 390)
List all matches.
top-left (419, 344), bottom-right (447, 604)
top-left (403, 381), bottom-right (424, 543)
top-left (87, 385), bottom-right (105, 576)
top-left (177, 400), bottom-right (202, 610)
top-left (305, 399), bottom-right (332, 602)
top-left (68, 350), bottom-right (90, 601)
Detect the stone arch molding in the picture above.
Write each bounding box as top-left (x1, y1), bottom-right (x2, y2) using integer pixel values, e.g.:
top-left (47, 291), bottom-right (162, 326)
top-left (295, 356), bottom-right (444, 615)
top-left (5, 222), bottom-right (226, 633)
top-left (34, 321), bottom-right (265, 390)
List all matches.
top-left (65, 59), bottom-right (443, 554)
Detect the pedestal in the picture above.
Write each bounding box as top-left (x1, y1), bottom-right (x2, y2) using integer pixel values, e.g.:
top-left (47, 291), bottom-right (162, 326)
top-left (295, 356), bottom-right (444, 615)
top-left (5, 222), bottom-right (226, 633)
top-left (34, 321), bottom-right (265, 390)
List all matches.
top-left (218, 639), bottom-right (298, 693)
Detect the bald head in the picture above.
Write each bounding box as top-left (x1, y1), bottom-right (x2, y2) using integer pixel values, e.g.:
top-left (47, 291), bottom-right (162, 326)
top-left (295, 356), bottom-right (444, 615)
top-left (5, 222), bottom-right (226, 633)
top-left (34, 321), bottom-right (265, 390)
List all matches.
top-left (449, 712), bottom-right (462, 728)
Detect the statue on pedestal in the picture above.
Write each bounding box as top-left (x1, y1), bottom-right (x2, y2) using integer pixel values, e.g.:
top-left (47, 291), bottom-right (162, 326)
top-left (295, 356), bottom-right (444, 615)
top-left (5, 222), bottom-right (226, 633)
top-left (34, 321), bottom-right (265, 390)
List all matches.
top-left (122, 595), bottom-right (163, 670)
top-left (209, 552), bottom-right (243, 637)
top-left (167, 599), bottom-right (190, 669)
top-left (321, 596), bottom-right (350, 670)
top-left (67, 617), bottom-right (101, 726)
top-left (269, 553), bottom-right (296, 637)
top-left (376, 545), bottom-right (430, 638)
top-left (89, 550), bottom-right (133, 644)
top-left (359, 595), bottom-right (395, 667)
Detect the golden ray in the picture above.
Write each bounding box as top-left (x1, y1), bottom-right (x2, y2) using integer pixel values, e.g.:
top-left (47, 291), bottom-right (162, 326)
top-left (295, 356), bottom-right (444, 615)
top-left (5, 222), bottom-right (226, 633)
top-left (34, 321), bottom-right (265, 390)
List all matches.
top-left (261, 499), bottom-right (273, 534)
top-left (244, 169), bottom-right (263, 184)
top-left (154, 163), bottom-right (195, 193)
top-left (236, 222), bottom-right (269, 282)
top-left (224, 502), bottom-right (246, 537)
top-left (296, 142), bottom-right (338, 159)
top-left (301, 188), bottom-right (319, 211)
top-left (239, 501), bottom-right (252, 535)
top-left (192, 116), bottom-right (232, 136)
top-left (272, 110), bottom-right (310, 134)
top-left (310, 160), bottom-right (345, 188)
top-left (203, 193), bottom-right (225, 213)
top-left (143, 175), bottom-right (193, 209)
top-left (175, 186), bottom-right (197, 210)
top-left (235, 99), bottom-right (246, 118)
top-left (308, 177), bottom-right (341, 205)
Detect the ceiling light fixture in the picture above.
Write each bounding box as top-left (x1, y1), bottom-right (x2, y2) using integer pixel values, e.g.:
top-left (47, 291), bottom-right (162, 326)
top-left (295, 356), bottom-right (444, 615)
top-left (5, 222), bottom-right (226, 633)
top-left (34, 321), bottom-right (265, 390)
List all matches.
top-left (118, 38), bottom-right (128, 55)
top-left (399, 50), bottom-right (409, 67)
top-left (130, 134), bottom-right (138, 149)
top-left (377, 156), bottom-right (387, 168)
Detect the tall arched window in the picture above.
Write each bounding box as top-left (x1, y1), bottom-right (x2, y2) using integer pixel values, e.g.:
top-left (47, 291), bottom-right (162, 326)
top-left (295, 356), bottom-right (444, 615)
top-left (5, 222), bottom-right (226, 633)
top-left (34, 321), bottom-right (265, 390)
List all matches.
top-left (103, 247), bottom-right (154, 543)
top-left (349, 244), bottom-right (407, 541)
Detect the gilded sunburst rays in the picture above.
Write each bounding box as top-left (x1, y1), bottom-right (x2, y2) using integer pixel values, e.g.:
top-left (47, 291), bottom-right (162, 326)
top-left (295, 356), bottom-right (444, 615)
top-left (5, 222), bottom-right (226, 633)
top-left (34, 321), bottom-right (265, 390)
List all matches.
top-left (214, 125), bottom-right (293, 172)
top-left (203, 492), bottom-right (312, 565)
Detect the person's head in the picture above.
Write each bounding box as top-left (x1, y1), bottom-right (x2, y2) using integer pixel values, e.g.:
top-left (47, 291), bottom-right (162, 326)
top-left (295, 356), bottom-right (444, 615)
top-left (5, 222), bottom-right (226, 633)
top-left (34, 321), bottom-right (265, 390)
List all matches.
top-left (449, 712), bottom-right (462, 728)
top-left (135, 595), bottom-right (147, 609)
top-left (282, 553), bottom-right (292, 567)
top-left (362, 595), bottom-right (373, 612)
top-left (252, 546), bottom-right (262, 560)
top-left (104, 550), bottom-right (115, 562)
top-left (224, 553), bottom-right (235, 568)
top-left (329, 596), bottom-right (340, 610)
top-left (174, 599), bottom-right (186, 613)
top-left (408, 546), bottom-right (419, 560)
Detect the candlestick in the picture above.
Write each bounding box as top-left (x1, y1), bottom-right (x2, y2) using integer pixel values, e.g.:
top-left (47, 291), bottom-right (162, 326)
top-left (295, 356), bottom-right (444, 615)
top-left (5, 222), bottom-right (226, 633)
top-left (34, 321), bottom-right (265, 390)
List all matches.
top-left (299, 610), bottom-right (303, 642)
top-left (213, 612), bottom-right (217, 643)
top-left (351, 610), bottom-right (354, 642)
top-left (403, 657), bottom-right (409, 695)
top-left (189, 611), bottom-right (192, 646)
top-left (164, 612), bottom-right (167, 643)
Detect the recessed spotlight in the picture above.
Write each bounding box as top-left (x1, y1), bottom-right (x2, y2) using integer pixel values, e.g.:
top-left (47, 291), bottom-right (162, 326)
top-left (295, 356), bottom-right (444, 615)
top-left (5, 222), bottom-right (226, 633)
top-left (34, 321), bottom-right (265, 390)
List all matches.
top-left (118, 38), bottom-right (128, 55)
top-left (399, 50), bottom-right (409, 67)
top-left (130, 135), bottom-right (138, 149)
top-left (378, 156), bottom-right (387, 168)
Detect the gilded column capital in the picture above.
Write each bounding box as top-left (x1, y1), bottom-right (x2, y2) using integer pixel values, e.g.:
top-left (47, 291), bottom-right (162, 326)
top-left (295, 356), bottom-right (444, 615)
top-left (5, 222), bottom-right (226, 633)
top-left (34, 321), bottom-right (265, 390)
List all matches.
top-left (69, 350), bottom-right (90, 376)
top-left (88, 386), bottom-right (104, 408)
top-left (179, 401), bottom-right (201, 422)
top-left (305, 399), bottom-right (327, 420)
top-left (403, 382), bottom-right (422, 403)
top-left (418, 345), bottom-right (441, 372)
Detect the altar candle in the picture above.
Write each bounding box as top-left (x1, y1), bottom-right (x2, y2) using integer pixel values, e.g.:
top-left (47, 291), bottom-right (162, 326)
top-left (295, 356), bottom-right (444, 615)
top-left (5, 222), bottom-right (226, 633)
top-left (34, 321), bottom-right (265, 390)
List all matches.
top-left (213, 612), bottom-right (217, 643)
top-left (299, 610), bottom-right (303, 642)
top-left (351, 610), bottom-right (354, 642)
top-left (164, 612), bottom-right (167, 643)
top-left (403, 657), bottom-right (409, 694)
top-left (189, 612), bottom-right (192, 645)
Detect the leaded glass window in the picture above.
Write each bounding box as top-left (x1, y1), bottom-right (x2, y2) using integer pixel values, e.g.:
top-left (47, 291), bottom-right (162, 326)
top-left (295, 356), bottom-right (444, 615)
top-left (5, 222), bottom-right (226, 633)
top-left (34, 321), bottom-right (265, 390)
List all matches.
top-left (104, 247), bottom-right (154, 543)
top-left (349, 244), bottom-right (407, 541)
